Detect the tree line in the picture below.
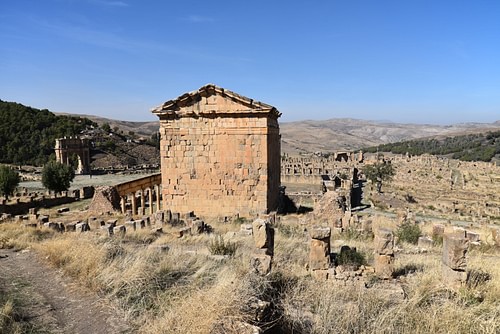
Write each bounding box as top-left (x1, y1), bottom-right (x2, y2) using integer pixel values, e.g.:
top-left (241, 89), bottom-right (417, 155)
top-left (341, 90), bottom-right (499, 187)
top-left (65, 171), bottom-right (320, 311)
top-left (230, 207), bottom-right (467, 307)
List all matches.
top-left (0, 100), bottom-right (96, 166)
top-left (364, 131), bottom-right (500, 162)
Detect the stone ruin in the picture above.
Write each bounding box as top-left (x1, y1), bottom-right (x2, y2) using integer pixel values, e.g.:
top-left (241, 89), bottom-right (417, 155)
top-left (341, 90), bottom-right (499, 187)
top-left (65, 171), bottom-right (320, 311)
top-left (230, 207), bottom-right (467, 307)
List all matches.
top-left (88, 186), bottom-right (121, 215)
top-left (309, 226), bottom-right (331, 279)
top-left (442, 232), bottom-right (469, 289)
top-left (251, 218), bottom-right (275, 275)
top-left (152, 84), bottom-right (281, 218)
top-left (374, 228), bottom-right (395, 279)
top-left (55, 137), bottom-right (91, 174)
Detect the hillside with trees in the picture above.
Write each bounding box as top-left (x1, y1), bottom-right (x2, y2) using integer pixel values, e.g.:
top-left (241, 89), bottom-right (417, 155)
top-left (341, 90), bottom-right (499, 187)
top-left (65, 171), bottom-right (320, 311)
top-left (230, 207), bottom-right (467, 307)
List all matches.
top-left (364, 131), bottom-right (500, 162)
top-left (0, 100), bottom-right (96, 166)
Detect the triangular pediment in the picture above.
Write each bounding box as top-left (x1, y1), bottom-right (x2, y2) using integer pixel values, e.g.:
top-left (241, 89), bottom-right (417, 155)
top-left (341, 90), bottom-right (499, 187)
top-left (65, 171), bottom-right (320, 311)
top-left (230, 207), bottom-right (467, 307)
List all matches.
top-left (151, 84), bottom-right (281, 118)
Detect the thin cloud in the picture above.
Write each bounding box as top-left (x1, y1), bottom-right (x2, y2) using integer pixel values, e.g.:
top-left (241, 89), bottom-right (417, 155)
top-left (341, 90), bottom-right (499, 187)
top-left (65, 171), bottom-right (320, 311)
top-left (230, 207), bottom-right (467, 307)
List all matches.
top-left (184, 15), bottom-right (215, 23)
top-left (91, 0), bottom-right (129, 7)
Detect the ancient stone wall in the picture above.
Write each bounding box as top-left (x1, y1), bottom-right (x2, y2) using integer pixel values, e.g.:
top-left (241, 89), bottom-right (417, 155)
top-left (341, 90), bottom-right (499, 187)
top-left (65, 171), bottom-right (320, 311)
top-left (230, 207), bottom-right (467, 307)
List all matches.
top-left (281, 153), bottom-right (363, 185)
top-left (153, 85), bottom-right (281, 217)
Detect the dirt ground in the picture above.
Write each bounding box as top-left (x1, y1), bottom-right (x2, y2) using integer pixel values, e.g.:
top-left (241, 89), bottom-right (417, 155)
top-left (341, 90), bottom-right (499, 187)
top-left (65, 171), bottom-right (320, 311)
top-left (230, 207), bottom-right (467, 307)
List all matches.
top-left (0, 248), bottom-right (131, 334)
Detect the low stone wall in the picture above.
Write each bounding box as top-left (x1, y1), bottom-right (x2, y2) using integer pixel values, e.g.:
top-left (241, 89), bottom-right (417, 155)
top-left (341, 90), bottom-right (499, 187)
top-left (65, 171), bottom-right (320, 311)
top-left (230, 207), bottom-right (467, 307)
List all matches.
top-left (0, 196), bottom-right (78, 216)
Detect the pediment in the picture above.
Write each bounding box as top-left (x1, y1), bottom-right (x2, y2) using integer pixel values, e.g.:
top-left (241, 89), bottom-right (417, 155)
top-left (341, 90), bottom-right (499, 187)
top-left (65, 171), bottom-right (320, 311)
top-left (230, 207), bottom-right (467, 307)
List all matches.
top-left (151, 84), bottom-right (281, 118)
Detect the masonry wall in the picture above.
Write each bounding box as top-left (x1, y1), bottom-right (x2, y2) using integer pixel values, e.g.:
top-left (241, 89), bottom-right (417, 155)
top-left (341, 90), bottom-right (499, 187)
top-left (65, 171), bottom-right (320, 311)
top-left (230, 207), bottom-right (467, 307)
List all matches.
top-left (159, 114), bottom-right (280, 217)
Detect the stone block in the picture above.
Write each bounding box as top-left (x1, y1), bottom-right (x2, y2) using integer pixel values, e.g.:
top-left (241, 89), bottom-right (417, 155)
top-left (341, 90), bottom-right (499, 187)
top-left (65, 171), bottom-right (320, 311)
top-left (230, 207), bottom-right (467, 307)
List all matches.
top-left (240, 224), bottom-right (253, 236)
top-left (43, 222), bottom-right (60, 231)
top-left (113, 225), bottom-right (126, 236)
top-left (417, 236), bottom-right (434, 248)
top-left (37, 215), bottom-right (50, 223)
top-left (251, 254), bottom-right (272, 276)
top-left (178, 226), bottom-right (191, 237)
top-left (142, 216), bottom-right (151, 226)
top-left (309, 239), bottom-right (330, 270)
top-left (191, 219), bottom-right (205, 235)
top-left (76, 222), bottom-right (90, 232)
top-left (442, 234), bottom-right (469, 271)
top-left (125, 221), bottom-right (136, 231)
top-left (155, 211), bottom-right (164, 224)
top-left (374, 228), bottom-right (394, 255)
top-left (309, 226), bottom-right (331, 240)
top-left (374, 254), bottom-right (394, 279)
top-left (64, 222), bottom-right (77, 232)
top-left (311, 269), bottom-right (329, 280)
top-left (172, 212), bottom-right (180, 224)
top-left (432, 224), bottom-right (445, 236)
top-left (442, 264), bottom-right (467, 289)
top-left (106, 219), bottom-right (118, 228)
top-left (492, 228), bottom-right (500, 246)
top-left (135, 219), bottom-right (146, 229)
top-left (465, 231), bottom-right (480, 243)
top-left (252, 219), bottom-right (274, 251)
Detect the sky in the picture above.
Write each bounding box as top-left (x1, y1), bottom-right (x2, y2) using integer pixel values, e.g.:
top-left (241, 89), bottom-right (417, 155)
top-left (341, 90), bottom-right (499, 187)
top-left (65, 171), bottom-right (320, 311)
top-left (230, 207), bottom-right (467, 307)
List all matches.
top-left (1, 0), bottom-right (500, 124)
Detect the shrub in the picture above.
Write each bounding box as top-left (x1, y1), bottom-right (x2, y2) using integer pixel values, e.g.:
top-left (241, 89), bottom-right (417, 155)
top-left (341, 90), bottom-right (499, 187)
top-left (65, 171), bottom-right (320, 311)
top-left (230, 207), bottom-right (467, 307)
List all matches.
top-left (336, 246), bottom-right (366, 269)
top-left (208, 236), bottom-right (237, 256)
top-left (395, 222), bottom-right (421, 244)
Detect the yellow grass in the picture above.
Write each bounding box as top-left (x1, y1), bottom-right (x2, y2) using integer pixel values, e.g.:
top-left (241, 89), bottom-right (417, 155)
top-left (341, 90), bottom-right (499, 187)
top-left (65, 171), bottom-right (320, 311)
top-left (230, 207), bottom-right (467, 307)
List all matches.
top-left (1, 213), bottom-right (499, 333)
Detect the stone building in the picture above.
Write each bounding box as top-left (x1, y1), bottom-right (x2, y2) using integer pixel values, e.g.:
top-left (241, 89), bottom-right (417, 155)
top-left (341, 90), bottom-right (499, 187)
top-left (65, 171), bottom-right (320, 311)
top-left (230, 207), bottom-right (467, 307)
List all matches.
top-left (54, 137), bottom-right (91, 174)
top-left (152, 84), bottom-right (281, 217)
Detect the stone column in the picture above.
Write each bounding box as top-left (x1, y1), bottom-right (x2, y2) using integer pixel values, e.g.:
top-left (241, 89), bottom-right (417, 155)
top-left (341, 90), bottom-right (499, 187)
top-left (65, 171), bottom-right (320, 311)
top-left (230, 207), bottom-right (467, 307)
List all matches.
top-left (374, 228), bottom-right (394, 279)
top-left (309, 226), bottom-right (331, 280)
top-left (442, 233), bottom-right (469, 289)
top-left (131, 192), bottom-right (137, 216)
top-left (251, 218), bottom-right (274, 275)
top-left (140, 190), bottom-right (145, 216)
top-left (148, 188), bottom-right (154, 215)
top-left (120, 197), bottom-right (126, 214)
top-left (155, 185), bottom-right (161, 212)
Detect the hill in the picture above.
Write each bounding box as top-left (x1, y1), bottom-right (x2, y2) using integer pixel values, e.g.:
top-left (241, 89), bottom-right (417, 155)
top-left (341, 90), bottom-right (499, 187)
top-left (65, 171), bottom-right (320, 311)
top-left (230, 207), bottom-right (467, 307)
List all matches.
top-left (364, 130), bottom-right (500, 162)
top-left (61, 114), bottom-right (500, 155)
top-left (0, 101), bottom-right (160, 168)
top-left (0, 100), bottom-right (96, 165)
top-left (279, 118), bottom-right (500, 154)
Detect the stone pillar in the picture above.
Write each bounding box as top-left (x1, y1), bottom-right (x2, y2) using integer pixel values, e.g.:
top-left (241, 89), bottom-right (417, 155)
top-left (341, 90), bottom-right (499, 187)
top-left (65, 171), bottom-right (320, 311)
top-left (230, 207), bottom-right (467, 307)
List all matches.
top-left (251, 218), bottom-right (274, 275)
top-left (442, 233), bottom-right (469, 289)
top-left (140, 190), bottom-right (145, 216)
top-left (155, 185), bottom-right (161, 212)
top-left (374, 228), bottom-right (394, 279)
top-left (492, 228), bottom-right (500, 247)
top-left (309, 226), bottom-right (331, 279)
top-left (131, 192), bottom-right (137, 216)
top-left (120, 197), bottom-right (126, 214)
top-left (148, 188), bottom-right (154, 215)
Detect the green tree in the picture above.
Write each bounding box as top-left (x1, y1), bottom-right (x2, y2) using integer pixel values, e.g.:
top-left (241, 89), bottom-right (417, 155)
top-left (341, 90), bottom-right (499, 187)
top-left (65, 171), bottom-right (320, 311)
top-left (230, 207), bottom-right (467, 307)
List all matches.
top-left (363, 161), bottom-right (395, 193)
top-left (0, 165), bottom-right (20, 199)
top-left (41, 161), bottom-right (75, 195)
top-left (101, 123), bottom-right (111, 133)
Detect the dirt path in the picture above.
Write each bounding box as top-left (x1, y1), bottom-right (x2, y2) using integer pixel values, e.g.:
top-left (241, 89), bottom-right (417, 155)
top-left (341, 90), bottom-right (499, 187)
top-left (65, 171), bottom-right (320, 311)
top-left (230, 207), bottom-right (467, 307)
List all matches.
top-left (0, 248), bottom-right (132, 334)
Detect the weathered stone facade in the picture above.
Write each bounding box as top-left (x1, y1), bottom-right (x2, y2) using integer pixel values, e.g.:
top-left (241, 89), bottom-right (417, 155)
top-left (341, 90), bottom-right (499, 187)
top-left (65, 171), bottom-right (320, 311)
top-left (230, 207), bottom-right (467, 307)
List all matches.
top-left (152, 84), bottom-right (281, 217)
top-left (55, 137), bottom-right (91, 174)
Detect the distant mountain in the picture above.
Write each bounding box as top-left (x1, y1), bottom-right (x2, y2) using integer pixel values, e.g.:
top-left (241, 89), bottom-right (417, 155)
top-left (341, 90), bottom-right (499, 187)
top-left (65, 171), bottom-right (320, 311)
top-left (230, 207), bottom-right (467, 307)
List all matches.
top-left (280, 118), bottom-right (500, 154)
top-left (56, 113), bottom-right (500, 155)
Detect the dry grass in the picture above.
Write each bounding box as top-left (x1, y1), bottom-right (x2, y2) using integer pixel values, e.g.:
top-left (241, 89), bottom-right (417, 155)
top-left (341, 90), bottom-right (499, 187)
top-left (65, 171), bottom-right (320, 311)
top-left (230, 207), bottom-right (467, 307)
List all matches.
top-left (1, 213), bottom-right (499, 333)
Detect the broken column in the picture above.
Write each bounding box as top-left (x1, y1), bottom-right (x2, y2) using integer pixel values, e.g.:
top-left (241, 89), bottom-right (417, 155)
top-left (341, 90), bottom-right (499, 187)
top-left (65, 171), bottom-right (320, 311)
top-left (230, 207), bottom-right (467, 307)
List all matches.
top-left (251, 218), bottom-right (274, 275)
top-left (442, 233), bottom-right (469, 289)
top-left (374, 228), bottom-right (394, 279)
top-left (309, 226), bottom-right (331, 279)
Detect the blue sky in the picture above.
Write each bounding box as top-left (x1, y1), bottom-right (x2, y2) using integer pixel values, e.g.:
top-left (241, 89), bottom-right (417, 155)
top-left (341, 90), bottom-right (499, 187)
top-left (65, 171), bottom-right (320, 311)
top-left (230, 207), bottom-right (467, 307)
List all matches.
top-left (1, 0), bottom-right (499, 124)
